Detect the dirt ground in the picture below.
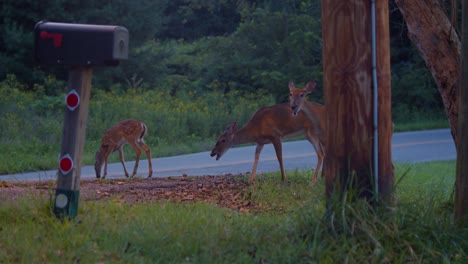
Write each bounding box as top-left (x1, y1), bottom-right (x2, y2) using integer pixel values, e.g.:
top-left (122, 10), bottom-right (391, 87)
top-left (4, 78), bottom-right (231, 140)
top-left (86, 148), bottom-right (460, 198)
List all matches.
top-left (0, 174), bottom-right (258, 212)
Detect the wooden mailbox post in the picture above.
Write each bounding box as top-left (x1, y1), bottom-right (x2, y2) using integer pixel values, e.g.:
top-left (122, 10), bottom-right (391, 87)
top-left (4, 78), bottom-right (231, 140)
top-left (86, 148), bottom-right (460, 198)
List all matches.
top-left (34, 21), bottom-right (129, 218)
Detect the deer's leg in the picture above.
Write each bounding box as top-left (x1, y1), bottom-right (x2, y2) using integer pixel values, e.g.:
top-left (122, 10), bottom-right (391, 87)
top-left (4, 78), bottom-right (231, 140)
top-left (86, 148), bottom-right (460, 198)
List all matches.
top-left (249, 144), bottom-right (264, 184)
top-left (306, 133), bottom-right (324, 184)
top-left (103, 149), bottom-right (112, 179)
top-left (101, 148), bottom-right (113, 179)
top-left (271, 138), bottom-right (286, 182)
top-left (138, 141), bottom-right (153, 177)
top-left (317, 140), bottom-right (325, 175)
top-left (311, 152), bottom-right (323, 184)
top-left (103, 159), bottom-right (107, 179)
top-left (128, 142), bottom-right (142, 177)
top-left (118, 146), bottom-right (130, 177)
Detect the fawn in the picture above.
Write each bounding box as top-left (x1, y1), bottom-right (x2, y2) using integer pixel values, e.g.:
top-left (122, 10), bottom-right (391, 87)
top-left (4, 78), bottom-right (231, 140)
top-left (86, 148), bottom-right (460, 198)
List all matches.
top-left (95, 119), bottom-right (153, 178)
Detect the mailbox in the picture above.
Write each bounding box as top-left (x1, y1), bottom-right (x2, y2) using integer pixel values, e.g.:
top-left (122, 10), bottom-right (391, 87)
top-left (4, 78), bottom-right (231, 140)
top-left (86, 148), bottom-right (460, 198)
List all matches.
top-left (34, 21), bottom-right (129, 66)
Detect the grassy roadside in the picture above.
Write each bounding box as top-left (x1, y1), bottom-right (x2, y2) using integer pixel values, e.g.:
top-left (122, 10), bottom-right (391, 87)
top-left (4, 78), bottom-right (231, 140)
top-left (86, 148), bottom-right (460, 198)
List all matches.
top-left (0, 75), bottom-right (450, 175)
top-left (0, 117), bottom-right (449, 176)
top-left (0, 161), bottom-right (466, 263)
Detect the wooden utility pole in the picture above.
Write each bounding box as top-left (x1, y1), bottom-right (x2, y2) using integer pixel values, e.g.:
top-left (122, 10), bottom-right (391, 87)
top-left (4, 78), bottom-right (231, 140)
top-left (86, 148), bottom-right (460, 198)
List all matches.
top-left (321, 0), bottom-right (393, 202)
top-left (456, 0), bottom-right (468, 226)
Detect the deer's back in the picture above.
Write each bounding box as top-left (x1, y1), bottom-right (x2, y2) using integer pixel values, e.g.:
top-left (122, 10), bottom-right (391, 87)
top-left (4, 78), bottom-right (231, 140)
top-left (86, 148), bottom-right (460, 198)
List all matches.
top-left (101, 119), bottom-right (143, 146)
top-left (245, 103), bottom-right (315, 138)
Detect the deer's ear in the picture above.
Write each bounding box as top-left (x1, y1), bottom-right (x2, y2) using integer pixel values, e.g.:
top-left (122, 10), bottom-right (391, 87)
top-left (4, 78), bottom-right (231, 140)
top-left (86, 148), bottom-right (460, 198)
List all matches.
top-left (305, 81), bottom-right (316, 93)
top-left (226, 122), bottom-right (237, 133)
top-left (231, 122), bottom-right (238, 131)
top-left (288, 80), bottom-right (295, 91)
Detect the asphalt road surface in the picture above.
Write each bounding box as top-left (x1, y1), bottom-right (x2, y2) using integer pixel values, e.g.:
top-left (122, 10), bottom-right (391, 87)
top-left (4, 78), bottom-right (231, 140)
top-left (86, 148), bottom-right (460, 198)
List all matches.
top-left (1, 128), bottom-right (456, 182)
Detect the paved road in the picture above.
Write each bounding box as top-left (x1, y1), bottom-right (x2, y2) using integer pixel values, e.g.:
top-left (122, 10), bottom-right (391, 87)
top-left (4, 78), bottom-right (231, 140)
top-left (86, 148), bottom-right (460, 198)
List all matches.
top-left (1, 129), bottom-right (456, 182)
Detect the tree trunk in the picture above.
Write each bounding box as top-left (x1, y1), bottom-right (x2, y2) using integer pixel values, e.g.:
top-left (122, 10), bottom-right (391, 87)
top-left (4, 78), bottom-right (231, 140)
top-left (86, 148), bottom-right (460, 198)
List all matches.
top-left (395, 0), bottom-right (467, 226)
top-left (455, 0), bottom-right (468, 226)
top-left (394, 0), bottom-right (461, 145)
top-left (321, 0), bottom-right (393, 202)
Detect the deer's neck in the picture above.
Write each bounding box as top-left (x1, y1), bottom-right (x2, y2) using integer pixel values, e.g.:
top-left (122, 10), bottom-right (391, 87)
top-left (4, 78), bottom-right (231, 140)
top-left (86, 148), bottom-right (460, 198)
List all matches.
top-left (302, 101), bottom-right (324, 126)
top-left (301, 101), bottom-right (326, 144)
top-left (234, 126), bottom-right (258, 145)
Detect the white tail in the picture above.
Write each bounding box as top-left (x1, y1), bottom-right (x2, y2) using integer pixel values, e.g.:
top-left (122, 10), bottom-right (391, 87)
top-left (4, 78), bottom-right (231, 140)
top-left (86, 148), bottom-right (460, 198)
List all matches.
top-left (288, 81), bottom-right (326, 181)
top-left (95, 119), bottom-right (153, 178)
top-left (210, 101), bottom-right (324, 184)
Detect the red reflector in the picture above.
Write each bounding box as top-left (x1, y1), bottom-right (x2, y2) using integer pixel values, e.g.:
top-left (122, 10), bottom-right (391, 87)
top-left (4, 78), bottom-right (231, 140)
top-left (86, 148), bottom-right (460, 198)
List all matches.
top-left (59, 154), bottom-right (74, 175)
top-left (65, 90), bottom-right (80, 111)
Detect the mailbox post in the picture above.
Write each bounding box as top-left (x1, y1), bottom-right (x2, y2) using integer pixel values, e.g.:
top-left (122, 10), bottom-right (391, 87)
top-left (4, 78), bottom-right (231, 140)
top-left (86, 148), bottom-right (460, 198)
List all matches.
top-left (34, 21), bottom-right (129, 218)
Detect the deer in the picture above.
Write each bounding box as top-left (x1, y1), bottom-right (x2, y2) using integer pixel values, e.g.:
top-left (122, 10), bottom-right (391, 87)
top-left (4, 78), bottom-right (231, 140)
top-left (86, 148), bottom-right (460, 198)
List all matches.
top-left (95, 119), bottom-right (153, 179)
top-left (288, 80), bottom-right (326, 178)
top-left (210, 102), bottom-right (325, 184)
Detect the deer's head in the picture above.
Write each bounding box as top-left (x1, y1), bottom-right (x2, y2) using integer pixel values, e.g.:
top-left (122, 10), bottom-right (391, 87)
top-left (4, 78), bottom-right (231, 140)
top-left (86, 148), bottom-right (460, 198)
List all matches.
top-left (210, 122), bottom-right (237, 160)
top-left (94, 144), bottom-right (109, 178)
top-left (289, 81), bottom-right (316, 116)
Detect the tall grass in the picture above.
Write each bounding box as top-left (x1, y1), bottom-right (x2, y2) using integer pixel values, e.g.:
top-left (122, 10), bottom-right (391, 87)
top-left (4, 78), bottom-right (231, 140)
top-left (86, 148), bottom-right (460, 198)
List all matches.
top-left (0, 161), bottom-right (466, 263)
top-left (0, 75), bottom-right (449, 175)
top-left (0, 76), bottom-right (274, 174)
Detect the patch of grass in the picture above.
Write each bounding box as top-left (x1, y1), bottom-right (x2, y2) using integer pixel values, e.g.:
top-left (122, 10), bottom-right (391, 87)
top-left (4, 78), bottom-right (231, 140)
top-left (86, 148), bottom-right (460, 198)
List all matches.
top-left (394, 118), bottom-right (449, 132)
top-left (1, 161), bottom-right (466, 263)
top-left (393, 109), bottom-right (449, 132)
top-left (246, 170), bottom-right (325, 214)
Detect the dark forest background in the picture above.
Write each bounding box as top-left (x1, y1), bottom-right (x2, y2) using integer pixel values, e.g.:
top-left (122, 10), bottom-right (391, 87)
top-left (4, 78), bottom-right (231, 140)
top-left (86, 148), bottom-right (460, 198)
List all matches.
top-left (0, 0), bottom-right (444, 117)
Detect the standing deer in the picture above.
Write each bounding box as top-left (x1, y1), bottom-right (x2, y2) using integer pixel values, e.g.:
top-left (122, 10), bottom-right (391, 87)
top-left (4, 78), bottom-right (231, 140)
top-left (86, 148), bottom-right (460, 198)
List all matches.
top-left (95, 119), bottom-right (153, 179)
top-left (210, 102), bottom-right (324, 184)
top-left (288, 80), bottom-right (326, 179)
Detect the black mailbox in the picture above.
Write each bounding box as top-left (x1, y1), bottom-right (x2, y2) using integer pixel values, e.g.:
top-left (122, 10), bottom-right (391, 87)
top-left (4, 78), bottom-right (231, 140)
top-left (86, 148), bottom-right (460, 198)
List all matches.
top-left (34, 21), bottom-right (129, 66)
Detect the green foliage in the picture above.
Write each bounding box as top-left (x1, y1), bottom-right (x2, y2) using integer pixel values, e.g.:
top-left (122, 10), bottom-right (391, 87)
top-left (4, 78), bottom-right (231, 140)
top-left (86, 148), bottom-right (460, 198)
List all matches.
top-left (0, 77), bottom-right (275, 174)
top-left (392, 61), bottom-right (444, 121)
top-left (0, 162), bottom-right (466, 263)
top-left (1, 0), bottom-right (169, 86)
top-left (1, 0), bottom-right (446, 117)
top-left (0, 0), bottom-right (450, 174)
top-left (162, 0), bottom-right (241, 40)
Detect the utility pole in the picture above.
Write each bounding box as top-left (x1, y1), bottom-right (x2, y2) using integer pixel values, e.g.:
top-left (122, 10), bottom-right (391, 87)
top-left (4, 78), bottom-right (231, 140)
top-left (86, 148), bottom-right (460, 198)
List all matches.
top-left (321, 0), bottom-right (394, 202)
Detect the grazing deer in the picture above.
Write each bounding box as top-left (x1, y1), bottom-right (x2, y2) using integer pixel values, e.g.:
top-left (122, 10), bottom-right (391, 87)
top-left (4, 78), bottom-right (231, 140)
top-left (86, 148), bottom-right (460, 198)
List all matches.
top-left (288, 80), bottom-right (326, 179)
top-left (210, 102), bottom-right (324, 184)
top-left (95, 119), bottom-right (153, 179)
